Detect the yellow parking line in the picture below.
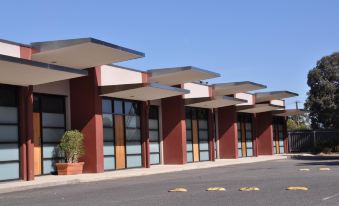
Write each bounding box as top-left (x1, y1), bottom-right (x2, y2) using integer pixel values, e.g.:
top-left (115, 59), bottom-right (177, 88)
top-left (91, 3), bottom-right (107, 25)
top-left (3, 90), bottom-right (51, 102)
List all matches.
top-left (206, 187), bottom-right (226, 191)
top-left (299, 168), bottom-right (310, 171)
top-left (286, 186), bottom-right (308, 191)
top-left (319, 168), bottom-right (331, 171)
top-left (168, 188), bottom-right (188, 192)
top-left (239, 187), bottom-right (260, 191)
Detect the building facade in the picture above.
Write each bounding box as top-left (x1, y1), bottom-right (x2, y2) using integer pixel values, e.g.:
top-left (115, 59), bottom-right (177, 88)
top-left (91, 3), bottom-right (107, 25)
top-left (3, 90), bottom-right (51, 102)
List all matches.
top-left (0, 38), bottom-right (302, 182)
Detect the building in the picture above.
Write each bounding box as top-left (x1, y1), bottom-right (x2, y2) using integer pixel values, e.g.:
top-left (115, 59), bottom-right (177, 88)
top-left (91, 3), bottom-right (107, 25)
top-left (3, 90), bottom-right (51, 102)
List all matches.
top-left (0, 38), bottom-right (302, 182)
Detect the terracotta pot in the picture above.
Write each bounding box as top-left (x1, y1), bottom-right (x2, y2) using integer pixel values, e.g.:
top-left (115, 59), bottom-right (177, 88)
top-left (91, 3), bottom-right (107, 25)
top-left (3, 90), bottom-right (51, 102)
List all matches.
top-left (56, 162), bottom-right (84, 175)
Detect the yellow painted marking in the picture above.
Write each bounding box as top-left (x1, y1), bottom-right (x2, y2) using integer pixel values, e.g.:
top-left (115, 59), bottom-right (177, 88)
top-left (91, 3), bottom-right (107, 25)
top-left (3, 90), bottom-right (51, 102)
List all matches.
top-left (239, 187), bottom-right (260, 191)
top-left (206, 187), bottom-right (226, 191)
top-left (287, 186), bottom-right (308, 191)
top-left (168, 188), bottom-right (188, 192)
top-left (319, 168), bottom-right (331, 171)
top-left (299, 168), bottom-right (310, 171)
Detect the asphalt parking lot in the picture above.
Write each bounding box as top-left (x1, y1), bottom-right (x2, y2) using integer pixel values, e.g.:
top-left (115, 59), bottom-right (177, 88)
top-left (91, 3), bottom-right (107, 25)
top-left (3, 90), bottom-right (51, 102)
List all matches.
top-left (1, 155), bottom-right (339, 206)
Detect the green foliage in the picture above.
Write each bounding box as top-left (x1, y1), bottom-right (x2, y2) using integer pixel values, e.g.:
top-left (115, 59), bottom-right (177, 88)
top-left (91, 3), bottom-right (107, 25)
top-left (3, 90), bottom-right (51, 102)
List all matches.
top-left (313, 138), bottom-right (339, 154)
top-left (305, 52), bottom-right (339, 129)
top-left (287, 117), bottom-right (310, 131)
top-left (59, 130), bottom-right (85, 163)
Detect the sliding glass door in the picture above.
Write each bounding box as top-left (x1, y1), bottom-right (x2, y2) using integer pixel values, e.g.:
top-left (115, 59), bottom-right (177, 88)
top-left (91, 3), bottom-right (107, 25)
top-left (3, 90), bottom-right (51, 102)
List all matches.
top-left (237, 113), bottom-right (254, 158)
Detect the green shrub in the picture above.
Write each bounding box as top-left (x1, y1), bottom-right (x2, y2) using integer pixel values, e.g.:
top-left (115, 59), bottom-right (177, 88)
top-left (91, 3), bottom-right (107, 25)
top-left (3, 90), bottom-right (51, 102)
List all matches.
top-left (59, 130), bottom-right (85, 163)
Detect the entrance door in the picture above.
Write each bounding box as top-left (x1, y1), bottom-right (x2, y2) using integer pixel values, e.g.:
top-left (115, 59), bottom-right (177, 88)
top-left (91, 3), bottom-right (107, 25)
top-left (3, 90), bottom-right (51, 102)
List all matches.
top-left (186, 108), bottom-right (210, 163)
top-left (0, 85), bottom-right (19, 181)
top-left (273, 117), bottom-right (285, 154)
top-left (33, 94), bottom-right (66, 175)
top-left (237, 114), bottom-right (254, 157)
top-left (102, 98), bottom-right (142, 170)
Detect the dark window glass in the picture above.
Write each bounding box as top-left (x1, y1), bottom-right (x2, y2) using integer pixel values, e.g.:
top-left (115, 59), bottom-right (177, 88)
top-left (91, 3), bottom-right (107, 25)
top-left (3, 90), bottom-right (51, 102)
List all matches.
top-left (124, 101), bottom-right (139, 115)
top-left (41, 96), bottom-right (65, 114)
top-left (0, 85), bottom-right (17, 107)
top-left (33, 96), bottom-right (40, 112)
top-left (149, 106), bottom-right (158, 119)
top-left (102, 99), bottom-right (112, 114)
top-left (114, 100), bottom-right (123, 114)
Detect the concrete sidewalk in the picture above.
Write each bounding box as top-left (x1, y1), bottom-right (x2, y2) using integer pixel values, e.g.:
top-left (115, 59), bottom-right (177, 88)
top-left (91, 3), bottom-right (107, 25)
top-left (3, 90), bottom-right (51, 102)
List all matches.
top-left (0, 155), bottom-right (287, 194)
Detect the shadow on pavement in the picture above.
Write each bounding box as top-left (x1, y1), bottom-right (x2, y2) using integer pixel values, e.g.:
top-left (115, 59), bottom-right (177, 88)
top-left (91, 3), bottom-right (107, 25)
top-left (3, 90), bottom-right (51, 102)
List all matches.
top-left (289, 154), bottom-right (339, 166)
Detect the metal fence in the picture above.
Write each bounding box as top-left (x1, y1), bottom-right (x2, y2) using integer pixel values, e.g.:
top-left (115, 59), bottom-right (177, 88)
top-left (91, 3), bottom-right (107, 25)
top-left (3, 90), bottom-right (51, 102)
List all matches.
top-left (288, 129), bottom-right (339, 153)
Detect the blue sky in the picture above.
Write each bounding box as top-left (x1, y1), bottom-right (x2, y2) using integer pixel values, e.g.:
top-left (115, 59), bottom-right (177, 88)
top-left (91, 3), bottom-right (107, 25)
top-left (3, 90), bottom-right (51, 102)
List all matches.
top-left (1, 0), bottom-right (339, 109)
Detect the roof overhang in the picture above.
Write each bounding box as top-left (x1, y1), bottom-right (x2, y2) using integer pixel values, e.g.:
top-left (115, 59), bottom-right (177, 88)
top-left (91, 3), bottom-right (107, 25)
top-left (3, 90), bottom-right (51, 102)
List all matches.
top-left (0, 54), bottom-right (87, 86)
top-left (31, 38), bottom-right (145, 69)
top-left (272, 109), bottom-right (306, 117)
top-left (213, 81), bottom-right (266, 96)
top-left (255, 91), bottom-right (298, 103)
top-left (100, 83), bottom-right (189, 101)
top-left (237, 103), bottom-right (284, 113)
top-left (185, 96), bottom-right (246, 109)
top-left (148, 66), bottom-right (220, 85)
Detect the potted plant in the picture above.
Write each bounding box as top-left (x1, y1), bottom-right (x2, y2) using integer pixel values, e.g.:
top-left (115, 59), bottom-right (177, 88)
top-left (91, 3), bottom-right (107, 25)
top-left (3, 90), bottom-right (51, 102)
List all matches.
top-left (56, 130), bottom-right (85, 175)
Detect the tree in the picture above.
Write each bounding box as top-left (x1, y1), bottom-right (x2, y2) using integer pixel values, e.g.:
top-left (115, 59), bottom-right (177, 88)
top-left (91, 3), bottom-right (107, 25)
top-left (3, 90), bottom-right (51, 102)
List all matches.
top-left (287, 114), bottom-right (310, 131)
top-left (305, 53), bottom-right (339, 129)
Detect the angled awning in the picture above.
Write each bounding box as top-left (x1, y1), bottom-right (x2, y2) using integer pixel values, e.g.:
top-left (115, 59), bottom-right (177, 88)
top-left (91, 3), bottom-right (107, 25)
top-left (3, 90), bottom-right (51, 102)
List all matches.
top-left (214, 81), bottom-right (266, 96)
top-left (255, 91), bottom-right (298, 103)
top-left (185, 96), bottom-right (246, 109)
top-left (0, 54), bottom-right (87, 86)
top-left (148, 66), bottom-right (220, 85)
top-left (273, 109), bottom-right (305, 117)
top-left (31, 38), bottom-right (144, 69)
top-left (100, 83), bottom-right (189, 101)
top-left (237, 103), bottom-right (284, 113)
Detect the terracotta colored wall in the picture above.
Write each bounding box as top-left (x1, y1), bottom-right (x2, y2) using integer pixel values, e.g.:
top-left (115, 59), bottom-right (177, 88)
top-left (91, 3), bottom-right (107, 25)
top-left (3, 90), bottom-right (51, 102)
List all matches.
top-left (255, 112), bottom-right (274, 155)
top-left (70, 67), bottom-right (104, 173)
top-left (283, 117), bottom-right (289, 153)
top-left (161, 96), bottom-right (186, 164)
top-left (218, 106), bottom-right (237, 159)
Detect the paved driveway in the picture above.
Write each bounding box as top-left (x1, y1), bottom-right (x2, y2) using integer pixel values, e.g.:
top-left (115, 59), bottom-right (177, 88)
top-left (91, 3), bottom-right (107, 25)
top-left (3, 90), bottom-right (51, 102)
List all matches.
top-left (1, 156), bottom-right (339, 206)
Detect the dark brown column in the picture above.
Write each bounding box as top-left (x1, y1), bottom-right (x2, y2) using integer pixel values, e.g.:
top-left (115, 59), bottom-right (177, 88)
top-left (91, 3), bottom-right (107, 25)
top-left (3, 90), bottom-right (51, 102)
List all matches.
top-left (141, 101), bottom-right (150, 168)
top-left (255, 112), bottom-right (274, 155)
top-left (19, 86), bottom-right (34, 181)
top-left (218, 106), bottom-right (237, 159)
top-left (161, 96), bottom-right (186, 164)
top-left (283, 116), bottom-right (289, 153)
top-left (70, 67), bottom-right (104, 173)
top-left (252, 114), bottom-right (259, 157)
top-left (208, 109), bottom-right (215, 161)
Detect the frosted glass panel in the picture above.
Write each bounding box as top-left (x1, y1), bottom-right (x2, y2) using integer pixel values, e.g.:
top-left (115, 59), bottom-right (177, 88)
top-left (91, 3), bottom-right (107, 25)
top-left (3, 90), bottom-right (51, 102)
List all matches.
top-left (102, 114), bottom-right (113, 127)
top-left (42, 128), bottom-right (65, 142)
top-left (0, 107), bottom-right (17, 123)
top-left (150, 154), bottom-right (160, 165)
top-left (150, 142), bottom-right (160, 153)
top-left (0, 144), bottom-right (18, 161)
top-left (273, 147), bottom-right (277, 154)
top-left (104, 156), bottom-right (115, 170)
top-left (198, 120), bottom-right (208, 129)
top-left (126, 155), bottom-right (142, 168)
top-left (279, 140), bottom-right (284, 146)
top-left (280, 147), bottom-right (285, 153)
top-left (199, 131), bottom-right (208, 141)
top-left (237, 142), bottom-right (242, 149)
top-left (200, 151), bottom-right (209, 161)
top-left (149, 119), bottom-right (158, 130)
top-left (238, 149), bottom-right (242, 158)
top-left (43, 144), bottom-right (61, 158)
top-left (103, 128), bottom-right (114, 141)
top-left (246, 141), bottom-right (253, 148)
top-left (246, 149), bottom-right (253, 157)
top-left (125, 116), bottom-right (140, 128)
top-left (126, 142), bottom-right (141, 154)
top-left (43, 160), bottom-right (56, 174)
top-left (187, 152), bottom-right (193, 162)
top-left (0, 125), bottom-right (18, 142)
top-left (199, 141), bottom-right (209, 150)
top-left (125, 128), bottom-right (141, 141)
top-left (104, 142), bottom-right (115, 155)
top-left (0, 162), bottom-right (19, 181)
top-left (149, 130), bottom-right (159, 141)
top-left (186, 142), bottom-right (192, 151)
top-left (42, 113), bottom-right (65, 127)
